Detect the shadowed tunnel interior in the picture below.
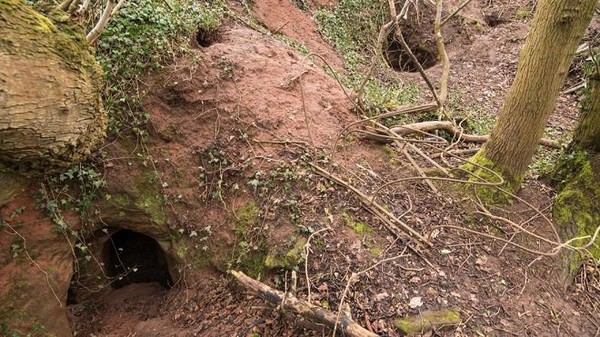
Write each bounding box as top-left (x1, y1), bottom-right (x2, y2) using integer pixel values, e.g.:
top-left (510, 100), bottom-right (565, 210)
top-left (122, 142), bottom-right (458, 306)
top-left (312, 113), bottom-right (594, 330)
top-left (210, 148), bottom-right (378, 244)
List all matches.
top-left (106, 229), bottom-right (173, 289)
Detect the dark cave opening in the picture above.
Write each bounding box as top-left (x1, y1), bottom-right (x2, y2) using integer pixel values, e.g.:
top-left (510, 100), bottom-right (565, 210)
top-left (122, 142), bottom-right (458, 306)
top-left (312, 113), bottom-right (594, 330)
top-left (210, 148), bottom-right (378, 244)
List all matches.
top-left (105, 229), bottom-right (173, 289)
top-left (383, 38), bottom-right (438, 72)
top-left (195, 26), bottom-right (220, 48)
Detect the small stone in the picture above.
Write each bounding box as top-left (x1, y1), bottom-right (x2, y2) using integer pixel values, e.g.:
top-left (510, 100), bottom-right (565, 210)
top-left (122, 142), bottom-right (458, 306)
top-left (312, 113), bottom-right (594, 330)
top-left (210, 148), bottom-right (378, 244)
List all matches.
top-left (409, 276), bottom-right (421, 284)
top-left (426, 287), bottom-right (438, 297)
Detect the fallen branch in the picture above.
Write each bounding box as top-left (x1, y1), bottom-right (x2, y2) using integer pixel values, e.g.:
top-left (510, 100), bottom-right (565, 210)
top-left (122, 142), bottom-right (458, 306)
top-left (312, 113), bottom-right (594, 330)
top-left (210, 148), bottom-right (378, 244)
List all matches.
top-left (364, 121), bottom-right (561, 148)
top-left (231, 270), bottom-right (379, 337)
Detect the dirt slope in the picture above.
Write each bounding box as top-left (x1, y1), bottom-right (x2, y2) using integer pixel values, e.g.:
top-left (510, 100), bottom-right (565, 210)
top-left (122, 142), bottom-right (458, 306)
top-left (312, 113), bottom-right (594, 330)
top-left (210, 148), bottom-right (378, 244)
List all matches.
top-left (4, 0), bottom-right (599, 335)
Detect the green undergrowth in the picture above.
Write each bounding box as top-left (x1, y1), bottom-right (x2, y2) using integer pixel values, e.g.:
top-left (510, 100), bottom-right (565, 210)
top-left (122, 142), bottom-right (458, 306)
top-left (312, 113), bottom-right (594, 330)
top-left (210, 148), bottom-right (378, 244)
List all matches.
top-left (315, 0), bottom-right (419, 114)
top-left (96, 0), bottom-right (224, 135)
top-left (230, 201), bottom-right (269, 278)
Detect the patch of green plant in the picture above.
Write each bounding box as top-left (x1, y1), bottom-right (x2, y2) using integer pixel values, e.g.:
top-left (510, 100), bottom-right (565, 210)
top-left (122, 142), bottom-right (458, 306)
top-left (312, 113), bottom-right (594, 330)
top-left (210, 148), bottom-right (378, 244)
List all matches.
top-left (342, 212), bottom-right (372, 235)
top-left (96, 0), bottom-right (225, 135)
top-left (314, 0), bottom-right (384, 71)
top-left (265, 236), bottom-right (307, 269)
top-left (382, 145), bottom-right (400, 165)
top-left (361, 79), bottom-right (419, 115)
top-left (515, 9), bottom-right (532, 21)
top-left (315, 0), bottom-right (418, 113)
top-left (462, 112), bottom-right (496, 135)
top-left (529, 148), bottom-right (561, 179)
top-left (32, 165), bottom-right (106, 258)
top-left (230, 201), bottom-right (269, 277)
top-left (275, 34), bottom-right (310, 55)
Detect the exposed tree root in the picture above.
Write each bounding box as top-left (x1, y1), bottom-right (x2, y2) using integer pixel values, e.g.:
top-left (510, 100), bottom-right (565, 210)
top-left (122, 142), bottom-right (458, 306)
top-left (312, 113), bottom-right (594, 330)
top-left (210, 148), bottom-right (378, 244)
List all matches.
top-left (231, 270), bottom-right (379, 337)
top-left (363, 121), bottom-right (562, 148)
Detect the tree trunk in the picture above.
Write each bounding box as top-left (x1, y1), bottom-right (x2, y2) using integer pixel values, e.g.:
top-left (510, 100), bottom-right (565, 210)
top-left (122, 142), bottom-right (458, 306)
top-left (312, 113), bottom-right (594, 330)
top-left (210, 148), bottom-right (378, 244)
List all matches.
top-left (572, 71), bottom-right (600, 152)
top-left (0, 0), bottom-right (106, 177)
top-left (553, 67), bottom-right (600, 275)
top-left (468, 0), bottom-right (597, 187)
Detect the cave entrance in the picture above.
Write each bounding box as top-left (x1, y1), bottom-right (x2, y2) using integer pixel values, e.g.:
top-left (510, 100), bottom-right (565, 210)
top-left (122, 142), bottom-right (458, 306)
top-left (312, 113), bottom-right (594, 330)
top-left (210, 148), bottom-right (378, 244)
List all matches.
top-left (383, 30), bottom-right (438, 72)
top-left (105, 229), bottom-right (173, 289)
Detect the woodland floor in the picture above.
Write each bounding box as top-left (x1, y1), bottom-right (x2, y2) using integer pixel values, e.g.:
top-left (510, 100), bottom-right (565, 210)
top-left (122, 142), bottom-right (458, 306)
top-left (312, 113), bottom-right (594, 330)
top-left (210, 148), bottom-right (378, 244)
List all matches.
top-left (67, 0), bottom-right (600, 336)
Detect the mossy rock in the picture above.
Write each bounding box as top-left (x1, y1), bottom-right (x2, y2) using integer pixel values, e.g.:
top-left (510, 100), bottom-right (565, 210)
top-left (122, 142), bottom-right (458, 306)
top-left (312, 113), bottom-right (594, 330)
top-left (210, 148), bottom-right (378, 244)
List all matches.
top-left (394, 310), bottom-right (461, 335)
top-left (235, 201), bottom-right (259, 233)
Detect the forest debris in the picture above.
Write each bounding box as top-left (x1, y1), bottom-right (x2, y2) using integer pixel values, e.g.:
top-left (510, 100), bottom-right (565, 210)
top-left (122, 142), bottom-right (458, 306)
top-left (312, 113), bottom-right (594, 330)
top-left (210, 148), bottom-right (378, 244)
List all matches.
top-left (265, 237), bottom-right (307, 269)
top-left (394, 310), bottom-right (461, 335)
top-left (309, 163), bottom-right (433, 248)
top-left (364, 121), bottom-right (561, 148)
top-left (231, 270), bottom-right (379, 337)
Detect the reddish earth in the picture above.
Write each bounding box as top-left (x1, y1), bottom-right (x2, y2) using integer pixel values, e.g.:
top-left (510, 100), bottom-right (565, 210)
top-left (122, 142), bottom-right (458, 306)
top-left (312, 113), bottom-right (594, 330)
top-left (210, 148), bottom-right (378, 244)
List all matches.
top-left (3, 0), bottom-right (599, 336)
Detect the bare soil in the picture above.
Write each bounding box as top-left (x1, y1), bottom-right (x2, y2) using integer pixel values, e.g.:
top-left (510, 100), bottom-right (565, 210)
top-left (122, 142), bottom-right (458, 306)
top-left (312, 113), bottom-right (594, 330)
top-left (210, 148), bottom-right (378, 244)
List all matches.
top-left (67, 0), bottom-right (600, 336)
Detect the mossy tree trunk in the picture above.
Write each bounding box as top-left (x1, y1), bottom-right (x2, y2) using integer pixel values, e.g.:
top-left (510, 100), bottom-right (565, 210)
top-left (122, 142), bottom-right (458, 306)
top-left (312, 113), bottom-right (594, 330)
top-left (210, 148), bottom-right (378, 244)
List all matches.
top-left (572, 70), bottom-right (600, 152)
top-left (0, 0), bottom-right (106, 205)
top-left (553, 65), bottom-right (600, 276)
top-left (466, 0), bottom-right (597, 189)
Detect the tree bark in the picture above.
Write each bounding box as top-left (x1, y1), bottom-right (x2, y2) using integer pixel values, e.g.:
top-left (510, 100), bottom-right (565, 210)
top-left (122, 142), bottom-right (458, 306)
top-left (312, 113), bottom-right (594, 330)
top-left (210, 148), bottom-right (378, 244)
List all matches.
top-left (553, 65), bottom-right (600, 273)
top-left (0, 0), bottom-right (106, 177)
top-left (471, 0), bottom-right (597, 186)
top-left (572, 72), bottom-right (600, 153)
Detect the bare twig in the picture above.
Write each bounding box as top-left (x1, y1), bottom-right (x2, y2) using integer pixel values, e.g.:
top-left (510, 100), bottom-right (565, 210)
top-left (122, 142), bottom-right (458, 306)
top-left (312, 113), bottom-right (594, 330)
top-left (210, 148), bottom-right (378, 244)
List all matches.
top-left (310, 163), bottom-right (432, 248)
top-left (389, 2), bottom-right (442, 107)
top-left (3, 222), bottom-right (63, 307)
top-left (86, 0), bottom-right (120, 44)
top-left (441, 0), bottom-right (474, 26)
top-left (304, 227), bottom-right (331, 303)
top-left (433, 0), bottom-right (450, 108)
top-left (364, 120), bottom-right (562, 148)
top-left (333, 253), bottom-right (408, 336)
top-left (372, 120), bottom-right (439, 194)
top-left (299, 76), bottom-right (315, 147)
top-left (356, 21), bottom-right (394, 109)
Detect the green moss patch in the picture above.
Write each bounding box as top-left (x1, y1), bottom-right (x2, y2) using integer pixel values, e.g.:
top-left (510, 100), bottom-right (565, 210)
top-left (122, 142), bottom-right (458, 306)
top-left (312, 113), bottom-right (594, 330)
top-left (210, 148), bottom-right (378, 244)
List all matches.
top-left (458, 150), bottom-right (519, 205)
top-left (265, 237), bottom-right (307, 269)
top-left (394, 310), bottom-right (461, 335)
top-left (231, 201), bottom-right (269, 278)
top-left (343, 212), bottom-right (373, 235)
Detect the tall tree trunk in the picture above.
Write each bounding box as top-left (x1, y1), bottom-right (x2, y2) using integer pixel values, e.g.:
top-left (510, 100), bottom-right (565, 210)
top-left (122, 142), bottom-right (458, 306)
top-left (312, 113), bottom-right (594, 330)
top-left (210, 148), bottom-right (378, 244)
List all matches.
top-left (0, 0), bottom-right (107, 204)
top-left (467, 0), bottom-right (597, 187)
top-left (572, 70), bottom-right (600, 152)
top-left (553, 66), bottom-right (600, 277)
